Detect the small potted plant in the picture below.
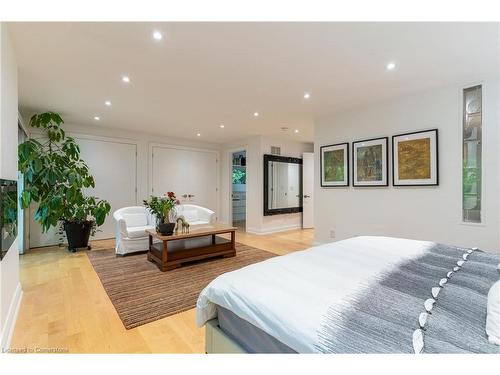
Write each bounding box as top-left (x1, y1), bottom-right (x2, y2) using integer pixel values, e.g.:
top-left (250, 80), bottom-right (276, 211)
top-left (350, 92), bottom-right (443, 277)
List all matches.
top-left (143, 192), bottom-right (180, 235)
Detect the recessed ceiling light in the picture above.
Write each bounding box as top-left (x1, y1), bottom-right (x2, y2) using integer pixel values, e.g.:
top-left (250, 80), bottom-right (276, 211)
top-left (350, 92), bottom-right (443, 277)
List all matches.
top-left (219, 124), bottom-right (225, 128)
top-left (386, 62), bottom-right (396, 71)
top-left (94, 116), bottom-right (100, 121)
top-left (294, 129), bottom-right (299, 133)
top-left (303, 92), bottom-right (311, 99)
top-left (196, 132), bottom-right (201, 137)
top-left (152, 31), bottom-right (163, 41)
top-left (122, 76), bottom-right (130, 83)
top-left (104, 100), bottom-right (112, 106)
top-left (253, 112), bottom-right (259, 117)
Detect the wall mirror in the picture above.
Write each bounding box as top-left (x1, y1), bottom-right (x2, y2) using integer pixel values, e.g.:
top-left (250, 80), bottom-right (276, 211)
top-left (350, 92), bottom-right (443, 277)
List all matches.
top-left (263, 154), bottom-right (303, 216)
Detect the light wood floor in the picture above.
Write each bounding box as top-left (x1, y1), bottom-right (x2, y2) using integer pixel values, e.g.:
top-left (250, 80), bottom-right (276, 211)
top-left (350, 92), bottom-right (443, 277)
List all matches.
top-left (10, 229), bottom-right (314, 353)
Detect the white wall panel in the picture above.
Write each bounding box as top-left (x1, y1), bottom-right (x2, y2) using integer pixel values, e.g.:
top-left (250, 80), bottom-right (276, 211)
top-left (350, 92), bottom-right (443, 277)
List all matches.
top-left (151, 145), bottom-right (218, 214)
top-left (29, 137), bottom-right (137, 247)
top-left (314, 80), bottom-right (500, 251)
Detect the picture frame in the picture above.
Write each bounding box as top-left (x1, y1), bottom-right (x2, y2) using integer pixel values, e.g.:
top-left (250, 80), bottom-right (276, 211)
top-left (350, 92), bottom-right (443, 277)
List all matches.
top-left (320, 142), bottom-right (349, 187)
top-left (352, 137), bottom-right (389, 187)
top-left (392, 129), bottom-right (439, 186)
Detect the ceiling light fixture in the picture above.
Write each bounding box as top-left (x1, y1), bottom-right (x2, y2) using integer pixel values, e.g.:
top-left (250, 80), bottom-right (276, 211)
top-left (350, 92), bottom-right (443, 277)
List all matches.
top-left (152, 31), bottom-right (163, 41)
top-left (219, 124), bottom-right (225, 128)
top-left (196, 132), bottom-right (201, 137)
top-left (94, 116), bottom-right (100, 121)
top-left (253, 112), bottom-right (259, 117)
top-left (386, 62), bottom-right (396, 71)
top-left (122, 76), bottom-right (130, 83)
top-left (104, 100), bottom-right (112, 106)
top-left (303, 92), bottom-right (311, 99)
top-left (294, 129), bottom-right (299, 133)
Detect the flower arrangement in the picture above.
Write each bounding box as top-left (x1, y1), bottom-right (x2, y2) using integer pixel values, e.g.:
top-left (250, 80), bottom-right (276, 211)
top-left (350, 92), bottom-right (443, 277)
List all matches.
top-left (143, 192), bottom-right (180, 226)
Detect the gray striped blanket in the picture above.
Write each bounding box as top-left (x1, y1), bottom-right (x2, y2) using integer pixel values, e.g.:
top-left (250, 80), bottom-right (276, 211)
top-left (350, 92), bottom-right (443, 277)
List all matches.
top-left (315, 244), bottom-right (500, 353)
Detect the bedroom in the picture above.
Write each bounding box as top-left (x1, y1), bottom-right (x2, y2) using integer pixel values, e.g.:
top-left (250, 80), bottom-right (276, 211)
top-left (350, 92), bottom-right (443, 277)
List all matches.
top-left (1, 0), bottom-right (500, 373)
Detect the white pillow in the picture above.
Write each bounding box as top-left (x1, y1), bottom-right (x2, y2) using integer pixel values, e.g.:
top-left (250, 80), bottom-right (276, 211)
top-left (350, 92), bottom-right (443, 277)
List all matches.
top-left (123, 213), bottom-right (147, 228)
top-left (486, 279), bottom-right (500, 345)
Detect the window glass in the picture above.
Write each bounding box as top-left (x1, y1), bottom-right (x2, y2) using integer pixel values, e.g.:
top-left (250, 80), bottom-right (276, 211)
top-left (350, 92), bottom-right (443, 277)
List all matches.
top-left (462, 85), bottom-right (482, 223)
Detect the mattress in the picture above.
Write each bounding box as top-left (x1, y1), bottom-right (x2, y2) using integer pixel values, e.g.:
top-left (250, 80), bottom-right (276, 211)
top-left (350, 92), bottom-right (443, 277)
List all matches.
top-left (216, 305), bottom-right (296, 353)
top-left (197, 236), bottom-right (500, 353)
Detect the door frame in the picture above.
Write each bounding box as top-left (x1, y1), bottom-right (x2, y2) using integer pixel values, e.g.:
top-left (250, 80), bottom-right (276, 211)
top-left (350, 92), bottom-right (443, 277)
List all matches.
top-left (302, 152), bottom-right (314, 229)
top-left (227, 147), bottom-right (248, 227)
top-left (149, 143), bottom-right (220, 220)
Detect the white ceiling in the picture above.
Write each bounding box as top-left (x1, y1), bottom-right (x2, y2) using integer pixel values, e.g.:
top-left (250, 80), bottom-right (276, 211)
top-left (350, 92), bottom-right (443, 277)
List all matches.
top-left (9, 22), bottom-right (498, 144)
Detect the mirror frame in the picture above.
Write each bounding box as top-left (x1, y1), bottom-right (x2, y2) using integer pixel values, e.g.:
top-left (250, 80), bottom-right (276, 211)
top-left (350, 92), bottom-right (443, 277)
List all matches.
top-left (263, 154), bottom-right (303, 216)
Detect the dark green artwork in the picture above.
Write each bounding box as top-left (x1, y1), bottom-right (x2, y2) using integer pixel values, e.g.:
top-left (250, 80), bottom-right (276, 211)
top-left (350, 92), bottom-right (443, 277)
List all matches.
top-left (324, 149), bottom-right (345, 182)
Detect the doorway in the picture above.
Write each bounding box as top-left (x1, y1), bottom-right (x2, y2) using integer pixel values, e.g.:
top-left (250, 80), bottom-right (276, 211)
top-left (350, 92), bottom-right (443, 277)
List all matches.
top-left (231, 150), bottom-right (246, 230)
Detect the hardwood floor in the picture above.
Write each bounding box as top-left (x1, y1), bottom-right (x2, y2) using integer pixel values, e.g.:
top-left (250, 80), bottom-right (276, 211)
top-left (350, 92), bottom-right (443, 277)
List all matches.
top-left (10, 229), bottom-right (314, 353)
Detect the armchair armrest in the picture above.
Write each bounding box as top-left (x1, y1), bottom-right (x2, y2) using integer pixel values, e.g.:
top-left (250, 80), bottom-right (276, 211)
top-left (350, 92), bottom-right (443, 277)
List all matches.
top-left (117, 218), bottom-right (128, 237)
top-left (197, 207), bottom-right (216, 223)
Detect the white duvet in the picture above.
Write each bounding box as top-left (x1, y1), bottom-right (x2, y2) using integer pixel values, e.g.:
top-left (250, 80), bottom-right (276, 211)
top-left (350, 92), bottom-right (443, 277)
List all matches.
top-left (196, 236), bottom-right (435, 353)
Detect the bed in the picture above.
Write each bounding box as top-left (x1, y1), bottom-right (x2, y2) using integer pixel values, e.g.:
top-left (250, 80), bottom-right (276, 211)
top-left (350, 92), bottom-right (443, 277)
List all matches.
top-left (196, 236), bottom-right (500, 353)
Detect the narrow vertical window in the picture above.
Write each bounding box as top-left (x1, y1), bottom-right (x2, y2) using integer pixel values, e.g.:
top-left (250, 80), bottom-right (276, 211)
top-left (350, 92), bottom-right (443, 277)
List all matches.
top-left (462, 85), bottom-right (482, 223)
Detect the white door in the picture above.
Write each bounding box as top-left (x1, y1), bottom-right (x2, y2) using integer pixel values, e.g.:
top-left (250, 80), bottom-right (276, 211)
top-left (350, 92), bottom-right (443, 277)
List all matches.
top-left (151, 146), bottom-right (218, 214)
top-left (78, 139), bottom-right (137, 239)
top-left (302, 152), bottom-right (314, 228)
top-left (29, 138), bottom-right (137, 247)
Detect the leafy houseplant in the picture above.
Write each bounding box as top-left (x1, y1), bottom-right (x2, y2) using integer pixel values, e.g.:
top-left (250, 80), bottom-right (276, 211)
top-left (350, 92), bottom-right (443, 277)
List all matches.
top-left (143, 192), bottom-right (180, 235)
top-left (18, 112), bottom-right (111, 252)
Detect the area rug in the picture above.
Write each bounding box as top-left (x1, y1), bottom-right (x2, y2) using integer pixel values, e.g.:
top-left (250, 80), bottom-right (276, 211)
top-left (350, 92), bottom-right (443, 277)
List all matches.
top-left (87, 243), bottom-right (276, 329)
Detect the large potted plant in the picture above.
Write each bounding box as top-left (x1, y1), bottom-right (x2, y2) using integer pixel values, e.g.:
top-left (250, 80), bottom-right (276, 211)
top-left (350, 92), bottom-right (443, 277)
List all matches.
top-left (18, 112), bottom-right (111, 252)
top-left (143, 192), bottom-right (179, 235)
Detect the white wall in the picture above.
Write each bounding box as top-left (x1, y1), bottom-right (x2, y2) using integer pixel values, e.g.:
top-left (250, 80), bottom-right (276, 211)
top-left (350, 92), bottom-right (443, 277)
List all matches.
top-left (0, 23), bottom-right (22, 350)
top-left (314, 80), bottom-right (500, 252)
top-left (27, 122), bottom-right (221, 247)
top-left (29, 122), bottom-right (312, 244)
top-left (220, 136), bottom-right (313, 234)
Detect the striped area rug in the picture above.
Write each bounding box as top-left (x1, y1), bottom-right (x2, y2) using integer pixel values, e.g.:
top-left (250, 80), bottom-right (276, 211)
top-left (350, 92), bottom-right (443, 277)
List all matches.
top-left (87, 243), bottom-right (276, 329)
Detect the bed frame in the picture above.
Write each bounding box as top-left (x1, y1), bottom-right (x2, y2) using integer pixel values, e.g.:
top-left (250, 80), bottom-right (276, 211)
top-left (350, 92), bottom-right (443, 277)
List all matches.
top-left (205, 318), bottom-right (248, 353)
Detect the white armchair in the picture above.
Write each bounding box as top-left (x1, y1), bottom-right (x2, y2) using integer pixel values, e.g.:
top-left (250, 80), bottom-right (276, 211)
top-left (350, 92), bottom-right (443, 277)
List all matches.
top-left (175, 204), bottom-right (216, 225)
top-left (113, 204), bottom-right (216, 256)
top-left (114, 206), bottom-right (159, 255)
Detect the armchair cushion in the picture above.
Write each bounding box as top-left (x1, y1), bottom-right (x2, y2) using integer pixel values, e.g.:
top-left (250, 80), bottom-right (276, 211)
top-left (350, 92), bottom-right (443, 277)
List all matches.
top-left (176, 204), bottom-right (216, 225)
top-left (123, 213), bottom-right (148, 227)
top-left (189, 220), bottom-right (209, 226)
top-left (127, 225), bottom-right (155, 239)
top-left (182, 209), bottom-right (198, 223)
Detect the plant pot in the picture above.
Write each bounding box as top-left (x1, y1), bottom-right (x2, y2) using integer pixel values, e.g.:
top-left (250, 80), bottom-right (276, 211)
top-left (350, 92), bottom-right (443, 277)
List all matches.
top-left (64, 221), bottom-right (92, 252)
top-left (158, 222), bottom-right (175, 236)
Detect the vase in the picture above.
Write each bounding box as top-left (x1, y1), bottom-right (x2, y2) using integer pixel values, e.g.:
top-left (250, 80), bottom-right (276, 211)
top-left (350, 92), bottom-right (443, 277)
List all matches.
top-left (158, 222), bottom-right (175, 235)
top-left (64, 220), bottom-right (92, 252)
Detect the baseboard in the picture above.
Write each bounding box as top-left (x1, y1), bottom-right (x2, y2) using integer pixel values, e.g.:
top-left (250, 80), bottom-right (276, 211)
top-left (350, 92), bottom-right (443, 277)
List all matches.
top-left (246, 224), bottom-right (302, 235)
top-left (1, 282), bottom-right (23, 351)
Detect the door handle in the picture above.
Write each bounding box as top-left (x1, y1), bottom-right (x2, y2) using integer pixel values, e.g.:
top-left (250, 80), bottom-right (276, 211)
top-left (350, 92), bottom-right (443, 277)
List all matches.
top-left (303, 195), bottom-right (311, 198)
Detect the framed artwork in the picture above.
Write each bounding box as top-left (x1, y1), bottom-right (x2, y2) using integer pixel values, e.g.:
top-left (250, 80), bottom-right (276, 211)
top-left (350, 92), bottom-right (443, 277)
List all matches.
top-left (320, 143), bottom-right (349, 187)
top-left (392, 129), bottom-right (439, 186)
top-left (352, 137), bottom-right (389, 187)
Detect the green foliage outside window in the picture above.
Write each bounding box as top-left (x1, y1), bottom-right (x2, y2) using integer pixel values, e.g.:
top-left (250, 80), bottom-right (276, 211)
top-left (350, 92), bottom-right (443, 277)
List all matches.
top-left (232, 169), bottom-right (246, 184)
